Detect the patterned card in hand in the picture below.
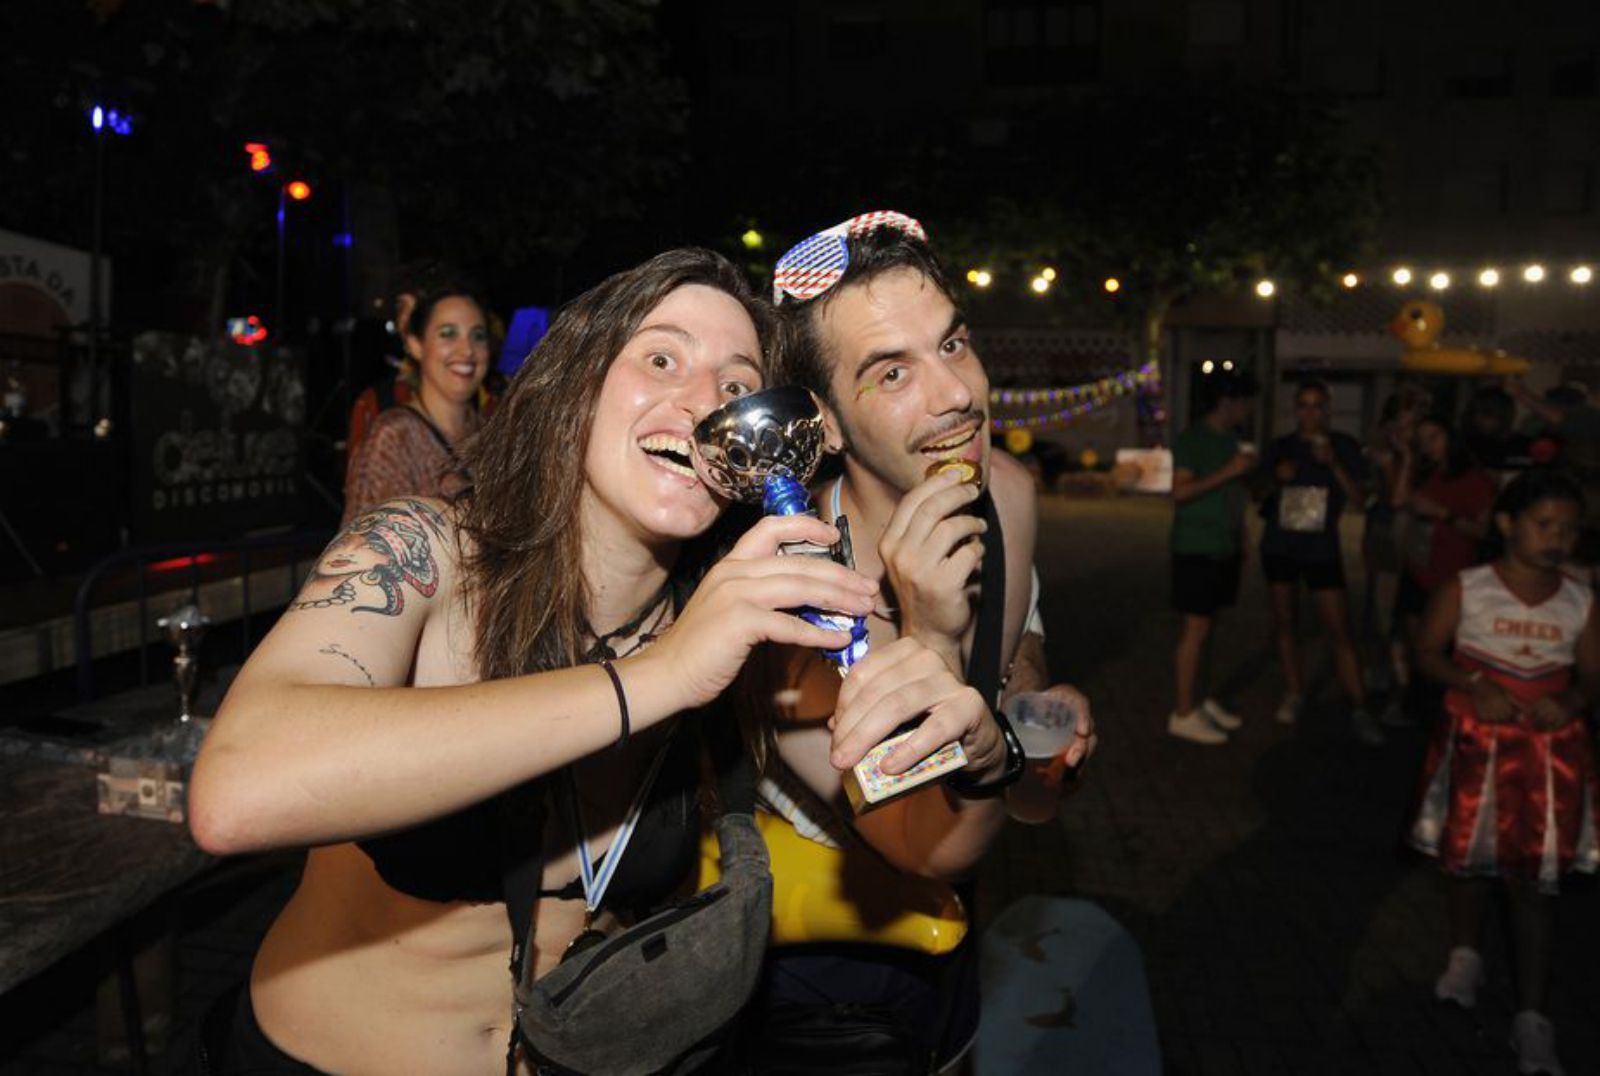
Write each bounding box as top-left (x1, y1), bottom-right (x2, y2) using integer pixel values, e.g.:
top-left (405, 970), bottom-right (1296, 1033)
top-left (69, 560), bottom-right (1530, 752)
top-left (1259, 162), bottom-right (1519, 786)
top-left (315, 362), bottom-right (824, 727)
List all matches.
top-left (843, 729), bottom-right (968, 813)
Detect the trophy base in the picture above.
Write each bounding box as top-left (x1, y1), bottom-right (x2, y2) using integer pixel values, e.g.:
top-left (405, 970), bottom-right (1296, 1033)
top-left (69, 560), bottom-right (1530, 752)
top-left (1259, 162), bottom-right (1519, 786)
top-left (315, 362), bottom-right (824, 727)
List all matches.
top-left (843, 729), bottom-right (967, 814)
top-left (94, 719), bottom-right (210, 825)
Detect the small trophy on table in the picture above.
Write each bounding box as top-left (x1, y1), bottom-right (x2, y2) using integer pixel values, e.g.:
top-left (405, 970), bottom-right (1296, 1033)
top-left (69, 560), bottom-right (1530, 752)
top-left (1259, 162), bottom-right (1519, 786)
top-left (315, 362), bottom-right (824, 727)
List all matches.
top-left (158, 603), bottom-right (210, 725)
top-left (97, 602), bottom-right (211, 822)
top-left (691, 387), bottom-right (968, 812)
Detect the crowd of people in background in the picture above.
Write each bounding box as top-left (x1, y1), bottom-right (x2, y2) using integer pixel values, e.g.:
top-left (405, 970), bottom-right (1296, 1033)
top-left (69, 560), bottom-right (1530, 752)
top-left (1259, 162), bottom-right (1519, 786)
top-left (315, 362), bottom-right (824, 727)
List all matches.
top-left (1166, 371), bottom-right (1600, 1076)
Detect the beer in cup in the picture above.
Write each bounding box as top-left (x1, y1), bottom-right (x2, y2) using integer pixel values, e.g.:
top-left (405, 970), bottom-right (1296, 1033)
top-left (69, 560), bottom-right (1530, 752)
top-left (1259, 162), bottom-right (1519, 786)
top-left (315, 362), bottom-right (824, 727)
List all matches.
top-left (1003, 691), bottom-right (1081, 825)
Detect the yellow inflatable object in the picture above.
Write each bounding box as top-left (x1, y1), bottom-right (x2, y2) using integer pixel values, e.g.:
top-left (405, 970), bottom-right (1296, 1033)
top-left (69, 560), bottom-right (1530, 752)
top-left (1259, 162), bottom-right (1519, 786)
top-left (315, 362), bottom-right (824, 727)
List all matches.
top-left (699, 809), bottom-right (968, 955)
top-left (1392, 299), bottom-right (1530, 376)
top-left (1004, 428), bottom-right (1033, 455)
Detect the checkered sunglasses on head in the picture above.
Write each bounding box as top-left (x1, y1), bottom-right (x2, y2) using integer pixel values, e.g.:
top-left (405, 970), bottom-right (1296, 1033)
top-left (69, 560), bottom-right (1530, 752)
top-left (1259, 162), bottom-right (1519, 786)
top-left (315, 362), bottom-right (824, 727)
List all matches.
top-left (771, 210), bottom-right (928, 306)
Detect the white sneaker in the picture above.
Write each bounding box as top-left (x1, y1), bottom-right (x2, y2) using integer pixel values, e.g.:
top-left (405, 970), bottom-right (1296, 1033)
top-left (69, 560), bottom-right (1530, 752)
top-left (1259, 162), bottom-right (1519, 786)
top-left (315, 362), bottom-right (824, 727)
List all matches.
top-left (1510, 1010), bottom-right (1565, 1076)
top-left (1274, 694), bottom-right (1302, 725)
top-left (1352, 707), bottom-right (1386, 747)
top-left (1201, 698), bottom-right (1243, 731)
top-left (1168, 710), bottom-right (1228, 745)
top-left (1433, 946), bottom-right (1484, 1008)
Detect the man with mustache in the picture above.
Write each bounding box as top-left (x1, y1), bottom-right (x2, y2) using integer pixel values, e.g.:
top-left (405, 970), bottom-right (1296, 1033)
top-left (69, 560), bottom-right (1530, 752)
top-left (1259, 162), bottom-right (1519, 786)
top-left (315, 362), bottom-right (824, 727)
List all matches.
top-left (746, 212), bottom-right (1096, 1068)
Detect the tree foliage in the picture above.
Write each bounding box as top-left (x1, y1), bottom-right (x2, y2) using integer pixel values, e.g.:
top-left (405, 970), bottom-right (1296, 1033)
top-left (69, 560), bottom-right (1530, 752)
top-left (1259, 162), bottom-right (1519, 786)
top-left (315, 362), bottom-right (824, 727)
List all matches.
top-left (939, 90), bottom-right (1382, 347)
top-left (1, 0), bottom-right (686, 327)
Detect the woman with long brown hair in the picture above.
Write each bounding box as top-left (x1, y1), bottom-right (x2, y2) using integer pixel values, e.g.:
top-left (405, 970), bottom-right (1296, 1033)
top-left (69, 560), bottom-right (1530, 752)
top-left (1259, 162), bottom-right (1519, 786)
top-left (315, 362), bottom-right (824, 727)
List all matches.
top-left (188, 248), bottom-right (990, 1074)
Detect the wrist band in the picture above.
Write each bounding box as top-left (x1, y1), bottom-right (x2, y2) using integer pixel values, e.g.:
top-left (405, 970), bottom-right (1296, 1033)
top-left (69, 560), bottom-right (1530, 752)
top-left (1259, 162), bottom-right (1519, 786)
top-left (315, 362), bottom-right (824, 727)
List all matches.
top-left (598, 659), bottom-right (630, 749)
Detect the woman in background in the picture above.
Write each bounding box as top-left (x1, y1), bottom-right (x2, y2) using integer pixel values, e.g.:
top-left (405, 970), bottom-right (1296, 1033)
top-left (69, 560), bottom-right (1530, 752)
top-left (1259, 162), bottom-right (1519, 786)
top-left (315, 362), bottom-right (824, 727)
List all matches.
top-left (342, 273), bottom-right (492, 523)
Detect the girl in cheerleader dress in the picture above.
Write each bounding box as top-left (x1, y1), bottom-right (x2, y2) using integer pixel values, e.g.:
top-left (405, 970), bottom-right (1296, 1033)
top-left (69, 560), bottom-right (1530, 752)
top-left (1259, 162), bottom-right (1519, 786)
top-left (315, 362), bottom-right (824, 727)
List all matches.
top-left (1411, 469), bottom-right (1599, 1076)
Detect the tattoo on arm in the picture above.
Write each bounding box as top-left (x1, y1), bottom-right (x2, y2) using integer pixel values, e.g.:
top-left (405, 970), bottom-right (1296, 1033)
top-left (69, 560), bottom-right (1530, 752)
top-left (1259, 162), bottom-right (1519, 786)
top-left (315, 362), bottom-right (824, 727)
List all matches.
top-left (319, 643), bottom-right (376, 686)
top-left (289, 499), bottom-right (449, 617)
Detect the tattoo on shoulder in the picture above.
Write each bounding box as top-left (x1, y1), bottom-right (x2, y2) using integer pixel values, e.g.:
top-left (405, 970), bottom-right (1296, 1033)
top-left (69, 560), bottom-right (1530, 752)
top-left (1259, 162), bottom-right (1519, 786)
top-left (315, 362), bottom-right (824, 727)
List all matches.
top-left (290, 500), bottom-right (448, 617)
top-left (319, 643), bottom-right (376, 686)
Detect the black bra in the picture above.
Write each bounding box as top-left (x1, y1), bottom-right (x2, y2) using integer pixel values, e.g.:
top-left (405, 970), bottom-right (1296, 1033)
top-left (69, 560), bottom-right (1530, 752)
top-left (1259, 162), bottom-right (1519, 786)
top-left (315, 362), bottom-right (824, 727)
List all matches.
top-left (357, 715), bottom-right (700, 916)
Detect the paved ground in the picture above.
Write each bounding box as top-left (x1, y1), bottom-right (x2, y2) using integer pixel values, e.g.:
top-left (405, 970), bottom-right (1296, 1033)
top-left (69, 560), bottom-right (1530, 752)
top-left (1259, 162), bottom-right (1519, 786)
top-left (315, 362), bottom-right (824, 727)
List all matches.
top-left (3, 494), bottom-right (1598, 1074)
top-left (977, 495), bottom-right (1600, 1076)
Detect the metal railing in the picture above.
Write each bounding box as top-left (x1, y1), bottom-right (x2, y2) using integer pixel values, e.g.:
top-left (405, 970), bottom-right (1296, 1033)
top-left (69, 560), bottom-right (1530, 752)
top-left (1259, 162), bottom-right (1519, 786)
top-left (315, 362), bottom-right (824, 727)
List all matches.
top-left (72, 528), bottom-right (332, 703)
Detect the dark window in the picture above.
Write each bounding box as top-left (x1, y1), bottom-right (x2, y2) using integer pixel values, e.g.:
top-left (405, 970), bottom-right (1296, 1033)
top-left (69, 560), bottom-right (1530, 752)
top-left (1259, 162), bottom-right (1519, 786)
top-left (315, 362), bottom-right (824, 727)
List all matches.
top-left (1315, 50), bottom-right (1386, 99)
top-left (1445, 50), bottom-right (1512, 99)
top-left (724, 28), bottom-right (780, 79)
top-left (828, 16), bottom-right (888, 64)
top-left (1550, 53), bottom-right (1597, 99)
top-left (985, 0), bottom-right (1100, 87)
top-left (1188, 0), bottom-right (1245, 47)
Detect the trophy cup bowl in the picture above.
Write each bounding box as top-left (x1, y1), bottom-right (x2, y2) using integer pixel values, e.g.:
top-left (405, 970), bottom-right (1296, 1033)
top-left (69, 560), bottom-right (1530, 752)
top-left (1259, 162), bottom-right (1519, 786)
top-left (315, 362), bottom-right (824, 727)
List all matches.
top-left (157, 603), bottom-right (211, 725)
top-left (691, 387), bottom-right (827, 505)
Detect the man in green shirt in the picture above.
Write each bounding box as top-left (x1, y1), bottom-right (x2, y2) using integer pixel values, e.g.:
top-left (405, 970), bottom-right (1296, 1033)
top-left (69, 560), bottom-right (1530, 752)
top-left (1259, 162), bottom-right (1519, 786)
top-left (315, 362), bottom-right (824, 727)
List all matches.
top-left (1168, 370), bottom-right (1258, 744)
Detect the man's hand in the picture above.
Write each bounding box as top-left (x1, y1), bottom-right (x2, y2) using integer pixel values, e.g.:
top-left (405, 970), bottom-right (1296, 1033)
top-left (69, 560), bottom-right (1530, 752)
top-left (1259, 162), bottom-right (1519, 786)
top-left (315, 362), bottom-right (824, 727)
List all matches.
top-left (1219, 451), bottom-right (1256, 481)
top-left (1044, 683), bottom-right (1097, 768)
top-left (828, 637), bottom-right (998, 779)
top-left (877, 469), bottom-right (986, 669)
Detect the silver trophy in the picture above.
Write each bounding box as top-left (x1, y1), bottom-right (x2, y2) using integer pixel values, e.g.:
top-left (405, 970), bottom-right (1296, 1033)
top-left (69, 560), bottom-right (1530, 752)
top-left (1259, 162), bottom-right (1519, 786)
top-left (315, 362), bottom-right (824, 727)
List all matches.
top-left (692, 386), bottom-right (865, 673)
top-left (692, 386), bottom-right (850, 565)
top-left (693, 388), bottom-right (965, 809)
top-left (691, 386), bottom-right (828, 504)
top-left (157, 603), bottom-right (211, 724)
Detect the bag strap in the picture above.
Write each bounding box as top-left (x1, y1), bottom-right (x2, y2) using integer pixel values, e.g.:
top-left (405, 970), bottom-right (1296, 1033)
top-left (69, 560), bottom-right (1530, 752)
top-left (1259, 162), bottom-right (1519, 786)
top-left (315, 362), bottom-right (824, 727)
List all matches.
top-left (500, 703), bottom-right (752, 1076)
top-left (704, 696), bottom-right (756, 816)
top-left (964, 491), bottom-right (1007, 711)
top-left (390, 404), bottom-right (474, 481)
top-left (501, 781), bottom-right (550, 1076)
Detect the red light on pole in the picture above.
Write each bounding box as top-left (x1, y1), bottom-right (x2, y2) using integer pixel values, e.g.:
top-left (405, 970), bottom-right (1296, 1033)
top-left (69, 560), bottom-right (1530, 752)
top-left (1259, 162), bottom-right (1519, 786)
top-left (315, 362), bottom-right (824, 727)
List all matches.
top-left (244, 142), bottom-right (272, 172)
top-left (286, 180), bottom-right (312, 201)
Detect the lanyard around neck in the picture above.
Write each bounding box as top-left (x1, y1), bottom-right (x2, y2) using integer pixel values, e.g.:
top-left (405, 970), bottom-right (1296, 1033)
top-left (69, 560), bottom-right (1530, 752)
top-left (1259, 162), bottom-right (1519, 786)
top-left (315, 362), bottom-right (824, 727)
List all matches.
top-left (560, 724), bottom-right (677, 918)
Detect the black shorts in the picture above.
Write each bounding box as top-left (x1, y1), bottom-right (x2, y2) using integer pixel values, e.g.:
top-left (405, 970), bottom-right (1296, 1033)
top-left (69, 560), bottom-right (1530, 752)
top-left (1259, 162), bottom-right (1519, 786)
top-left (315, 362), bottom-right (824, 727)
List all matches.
top-left (1171, 553), bottom-right (1244, 616)
top-left (745, 942), bottom-right (980, 1067)
top-left (1260, 552), bottom-right (1346, 591)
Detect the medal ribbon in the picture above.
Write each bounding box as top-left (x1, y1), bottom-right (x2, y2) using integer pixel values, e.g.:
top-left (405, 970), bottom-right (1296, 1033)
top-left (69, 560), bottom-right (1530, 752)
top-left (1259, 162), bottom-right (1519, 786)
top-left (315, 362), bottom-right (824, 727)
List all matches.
top-left (562, 724), bottom-right (677, 917)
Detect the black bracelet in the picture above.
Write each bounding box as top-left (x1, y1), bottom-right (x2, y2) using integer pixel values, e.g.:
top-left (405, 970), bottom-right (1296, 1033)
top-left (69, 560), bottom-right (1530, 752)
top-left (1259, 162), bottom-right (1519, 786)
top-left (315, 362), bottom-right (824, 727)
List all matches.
top-left (598, 659), bottom-right (629, 749)
top-left (947, 708), bottom-right (1025, 799)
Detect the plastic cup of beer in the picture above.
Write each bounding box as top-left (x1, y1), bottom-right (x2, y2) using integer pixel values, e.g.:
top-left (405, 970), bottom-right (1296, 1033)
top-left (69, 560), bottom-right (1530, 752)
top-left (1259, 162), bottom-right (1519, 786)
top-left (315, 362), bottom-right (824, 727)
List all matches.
top-left (1003, 691), bottom-right (1080, 824)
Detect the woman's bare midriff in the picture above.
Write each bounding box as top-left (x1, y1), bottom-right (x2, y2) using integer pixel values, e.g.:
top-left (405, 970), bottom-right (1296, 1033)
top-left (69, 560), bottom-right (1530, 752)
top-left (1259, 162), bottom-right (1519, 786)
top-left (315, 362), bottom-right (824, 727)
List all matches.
top-left (250, 842), bottom-right (601, 1076)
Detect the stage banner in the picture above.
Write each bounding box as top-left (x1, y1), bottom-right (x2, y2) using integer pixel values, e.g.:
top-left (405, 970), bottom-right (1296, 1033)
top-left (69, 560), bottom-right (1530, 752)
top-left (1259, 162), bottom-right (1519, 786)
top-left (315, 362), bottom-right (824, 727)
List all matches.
top-left (128, 332), bottom-right (307, 542)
